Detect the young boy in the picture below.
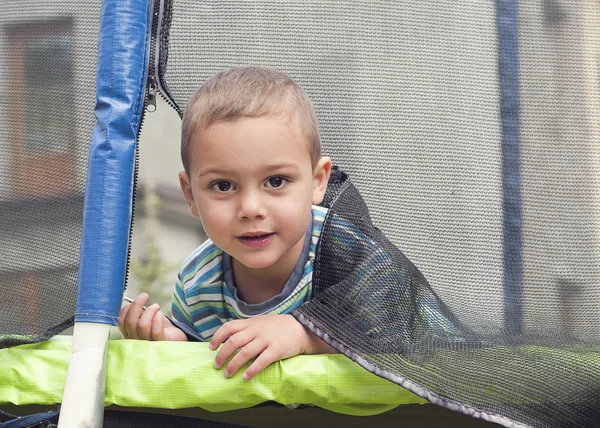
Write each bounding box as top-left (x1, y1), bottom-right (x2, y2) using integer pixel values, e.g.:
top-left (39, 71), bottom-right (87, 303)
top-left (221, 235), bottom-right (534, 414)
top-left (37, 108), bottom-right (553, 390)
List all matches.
top-left (119, 66), bottom-right (337, 381)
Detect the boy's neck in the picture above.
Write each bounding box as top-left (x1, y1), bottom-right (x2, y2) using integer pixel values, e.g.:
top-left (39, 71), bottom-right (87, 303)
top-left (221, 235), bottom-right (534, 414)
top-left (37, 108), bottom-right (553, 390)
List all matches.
top-left (231, 236), bottom-right (306, 305)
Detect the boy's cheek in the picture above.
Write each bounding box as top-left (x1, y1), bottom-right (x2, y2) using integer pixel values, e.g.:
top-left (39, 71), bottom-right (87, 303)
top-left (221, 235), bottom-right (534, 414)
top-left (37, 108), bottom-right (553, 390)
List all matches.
top-left (278, 190), bottom-right (313, 211)
top-left (196, 199), bottom-right (226, 224)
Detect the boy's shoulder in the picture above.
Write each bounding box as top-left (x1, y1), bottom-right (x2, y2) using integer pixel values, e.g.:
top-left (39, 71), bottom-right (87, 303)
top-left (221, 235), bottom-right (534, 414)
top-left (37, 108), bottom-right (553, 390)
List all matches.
top-left (311, 205), bottom-right (328, 236)
top-left (178, 238), bottom-right (224, 283)
top-left (312, 205), bottom-right (328, 220)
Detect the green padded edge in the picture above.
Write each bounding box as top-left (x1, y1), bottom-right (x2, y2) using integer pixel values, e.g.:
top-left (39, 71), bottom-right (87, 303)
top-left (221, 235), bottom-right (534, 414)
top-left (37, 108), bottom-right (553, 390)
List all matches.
top-left (0, 336), bottom-right (427, 415)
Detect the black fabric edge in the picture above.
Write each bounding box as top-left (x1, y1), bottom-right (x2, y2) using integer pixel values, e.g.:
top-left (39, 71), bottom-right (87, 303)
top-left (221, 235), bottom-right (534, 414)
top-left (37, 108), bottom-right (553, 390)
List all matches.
top-left (0, 316), bottom-right (74, 350)
top-left (0, 410), bottom-right (59, 427)
top-left (292, 311), bottom-right (527, 428)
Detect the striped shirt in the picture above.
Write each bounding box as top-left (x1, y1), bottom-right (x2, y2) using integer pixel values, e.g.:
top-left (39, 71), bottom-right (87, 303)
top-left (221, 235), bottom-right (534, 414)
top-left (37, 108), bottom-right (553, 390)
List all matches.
top-left (171, 206), bottom-right (328, 341)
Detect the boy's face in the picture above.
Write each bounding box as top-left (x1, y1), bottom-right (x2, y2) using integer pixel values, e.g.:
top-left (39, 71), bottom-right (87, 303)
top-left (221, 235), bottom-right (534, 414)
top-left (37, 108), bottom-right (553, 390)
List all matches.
top-left (179, 115), bottom-right (331, 275)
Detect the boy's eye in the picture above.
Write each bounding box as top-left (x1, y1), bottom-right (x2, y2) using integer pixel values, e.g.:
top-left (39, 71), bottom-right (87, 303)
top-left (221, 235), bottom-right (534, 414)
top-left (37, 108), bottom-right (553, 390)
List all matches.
top-left (211, 181), bottom-right (235, 192)
top-left (266, 177), bottom-right (287, 188)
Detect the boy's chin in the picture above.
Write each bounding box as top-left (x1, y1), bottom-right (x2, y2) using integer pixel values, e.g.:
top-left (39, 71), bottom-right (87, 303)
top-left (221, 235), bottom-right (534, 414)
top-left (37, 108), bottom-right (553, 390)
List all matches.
top-left (234, 255), bottom-right (278, 270)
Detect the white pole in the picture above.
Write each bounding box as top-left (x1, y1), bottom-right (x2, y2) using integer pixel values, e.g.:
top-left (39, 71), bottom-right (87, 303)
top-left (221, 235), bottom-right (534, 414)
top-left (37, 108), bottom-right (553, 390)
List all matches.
top-left (57, 322), bottom-right (111, 428)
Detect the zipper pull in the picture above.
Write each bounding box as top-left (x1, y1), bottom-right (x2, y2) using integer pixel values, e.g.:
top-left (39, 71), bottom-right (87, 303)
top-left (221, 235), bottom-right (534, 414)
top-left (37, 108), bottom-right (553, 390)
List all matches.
top-left (146, 76), bottom-right (157, 112)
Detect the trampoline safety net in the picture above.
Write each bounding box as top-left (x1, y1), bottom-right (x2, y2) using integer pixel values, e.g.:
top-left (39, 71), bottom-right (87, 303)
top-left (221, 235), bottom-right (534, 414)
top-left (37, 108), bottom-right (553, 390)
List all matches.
top-left (0, 0), bottom-right (599, 427)
top-left (0, 1), bottom-right (100, 347)
top-left (157, 1), bottom-right (600, 427)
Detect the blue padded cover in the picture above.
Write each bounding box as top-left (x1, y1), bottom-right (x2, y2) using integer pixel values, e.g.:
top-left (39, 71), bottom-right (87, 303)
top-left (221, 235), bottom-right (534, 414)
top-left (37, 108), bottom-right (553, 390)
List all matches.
top-left (76, 0), bottom-right (152, 325)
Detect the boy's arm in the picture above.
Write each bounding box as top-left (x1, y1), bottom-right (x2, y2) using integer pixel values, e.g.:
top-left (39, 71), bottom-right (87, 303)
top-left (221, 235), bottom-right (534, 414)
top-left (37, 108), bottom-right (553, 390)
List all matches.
top-left (210, 314), bottom-right (337, 380)
top-left (303, 328), bottom-right (338, 354)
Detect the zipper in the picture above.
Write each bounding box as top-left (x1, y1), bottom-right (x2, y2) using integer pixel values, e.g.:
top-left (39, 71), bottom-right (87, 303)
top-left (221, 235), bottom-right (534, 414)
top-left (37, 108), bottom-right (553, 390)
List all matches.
top-left (150, 0), bottom-right (182, 115)
top-left (123, 0), bottom-right (160, 292)
top-left (146, 75), bottom-right (157, 113)
top-left (145, 0), bottom-right (161, 113)
top-left (124, 0), bottom-right (181, 292)
top-left (140, 0), bottom-right (181, 118)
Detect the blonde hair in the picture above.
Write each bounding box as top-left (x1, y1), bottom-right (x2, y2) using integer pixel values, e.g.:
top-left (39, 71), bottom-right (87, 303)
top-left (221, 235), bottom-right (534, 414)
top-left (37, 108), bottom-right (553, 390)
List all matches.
top-left (181, 66), bottom-right (321, 173)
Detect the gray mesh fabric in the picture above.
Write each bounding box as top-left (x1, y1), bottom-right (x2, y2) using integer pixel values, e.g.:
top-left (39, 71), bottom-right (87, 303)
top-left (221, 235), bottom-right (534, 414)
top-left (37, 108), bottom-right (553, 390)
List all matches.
top-left (0, 1), bottom-right (100, 347)
top-left (159, 1), bottom-right (600, 426)
top-left (161, 0), bottom-right (514, 332)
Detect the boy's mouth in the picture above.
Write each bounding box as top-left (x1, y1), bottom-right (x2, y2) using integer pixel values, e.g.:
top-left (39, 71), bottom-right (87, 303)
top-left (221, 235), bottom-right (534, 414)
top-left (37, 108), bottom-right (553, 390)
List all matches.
top-left (237, 232), bottom-right (275, 248)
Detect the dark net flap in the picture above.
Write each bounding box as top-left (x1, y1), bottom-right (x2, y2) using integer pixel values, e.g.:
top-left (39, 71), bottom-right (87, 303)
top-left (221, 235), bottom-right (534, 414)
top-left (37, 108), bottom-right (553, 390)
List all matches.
top-left (295, 169), bottom-right (600, 427)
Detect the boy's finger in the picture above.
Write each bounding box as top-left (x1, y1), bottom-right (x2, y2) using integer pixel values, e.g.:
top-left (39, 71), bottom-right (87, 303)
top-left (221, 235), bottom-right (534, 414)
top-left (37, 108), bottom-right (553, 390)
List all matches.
top-left (242, 348), bottom-right (279, 380)
top-left (223, 339), bottom-right (266, 378)
top-left (151, 311), bottom-right (166, 341)
top-left (124, 293), bottom-right (149, 339)
top-left (214, 329), bottom-right (254, 369)
top-left (118, 304), bottom-right (130, 335)
top-left (209, 319), bottom-right (247, 351)
top-left (137, 304), bottom-right (161, 340)
top-left (135, 292), bottom-right (150, 306)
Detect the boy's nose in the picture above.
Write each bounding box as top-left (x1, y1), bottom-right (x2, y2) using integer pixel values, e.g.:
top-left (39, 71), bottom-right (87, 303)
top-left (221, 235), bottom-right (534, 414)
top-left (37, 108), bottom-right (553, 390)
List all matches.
top-left (237, 191), bottom-right (266, 220)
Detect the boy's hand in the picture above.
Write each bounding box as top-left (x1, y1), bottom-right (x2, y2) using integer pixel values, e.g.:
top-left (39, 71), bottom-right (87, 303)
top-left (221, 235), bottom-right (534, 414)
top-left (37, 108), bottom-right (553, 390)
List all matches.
top-left (118, 293), bottom-right (187, 342)
top-left (210, 314), bottom-right (336, 380)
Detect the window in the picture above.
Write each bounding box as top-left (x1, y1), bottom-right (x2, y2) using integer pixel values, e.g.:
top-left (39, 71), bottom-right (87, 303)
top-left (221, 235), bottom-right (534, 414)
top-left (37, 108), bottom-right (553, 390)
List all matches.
top-left (6, 19), bottom-right (76, 198)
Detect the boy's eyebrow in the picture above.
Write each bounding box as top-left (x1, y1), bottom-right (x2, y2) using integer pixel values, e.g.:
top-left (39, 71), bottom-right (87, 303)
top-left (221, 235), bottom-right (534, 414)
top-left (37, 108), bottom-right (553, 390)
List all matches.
top-left (198, 163), bottom-right (300, 178)
top-left (198, 168), bottom-right (230, 178)
top-left (259, 162), bottom-right (300, 174)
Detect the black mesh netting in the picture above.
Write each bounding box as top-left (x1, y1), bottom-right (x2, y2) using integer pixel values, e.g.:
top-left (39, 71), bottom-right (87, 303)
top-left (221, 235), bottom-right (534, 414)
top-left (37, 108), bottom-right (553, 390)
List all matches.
top-left (156, 1), bottom-right (600, 427)
top-left (297, 169), bottom-right (600, 427)
top-left (0, 2), bottom-right (100, 348)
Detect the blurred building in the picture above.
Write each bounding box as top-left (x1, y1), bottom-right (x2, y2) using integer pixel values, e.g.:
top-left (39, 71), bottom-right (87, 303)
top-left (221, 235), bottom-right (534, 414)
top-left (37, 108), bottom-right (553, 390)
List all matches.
top-left (0, 3), bottom-right (99, 332)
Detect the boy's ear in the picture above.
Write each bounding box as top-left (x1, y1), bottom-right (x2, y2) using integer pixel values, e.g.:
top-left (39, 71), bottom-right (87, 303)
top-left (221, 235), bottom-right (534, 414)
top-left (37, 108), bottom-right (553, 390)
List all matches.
top-left (312, 156), bottom-right (332, 205)
top-left (178, 171), bottom-right (200, 217)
